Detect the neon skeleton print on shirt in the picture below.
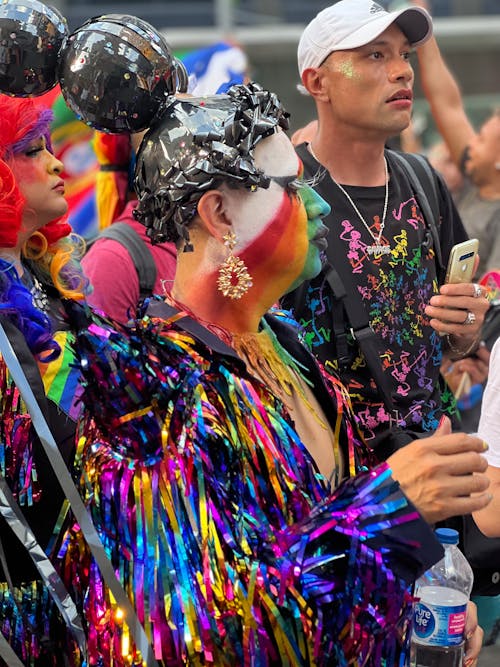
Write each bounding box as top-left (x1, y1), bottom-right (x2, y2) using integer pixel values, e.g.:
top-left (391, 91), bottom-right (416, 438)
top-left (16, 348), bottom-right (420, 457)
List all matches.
top-left (284, 148), bottom-right (465, 447)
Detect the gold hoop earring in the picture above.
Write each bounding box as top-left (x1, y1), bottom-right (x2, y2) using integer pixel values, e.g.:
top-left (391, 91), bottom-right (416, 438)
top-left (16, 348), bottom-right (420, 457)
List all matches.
top-left (217, 231), bottom-right (253, 300)
top-left (22, 230), bottom-right (48, 260)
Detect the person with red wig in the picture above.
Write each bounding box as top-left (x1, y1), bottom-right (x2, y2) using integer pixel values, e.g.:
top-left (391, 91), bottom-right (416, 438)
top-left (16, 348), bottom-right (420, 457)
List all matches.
top-left (0, 94), bottom-right (88, 666)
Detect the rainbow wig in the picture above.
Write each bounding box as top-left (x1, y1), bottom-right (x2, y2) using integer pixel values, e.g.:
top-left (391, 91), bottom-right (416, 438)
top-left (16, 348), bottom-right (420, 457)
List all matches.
top-left (0, 95), bottom-right (88, 358)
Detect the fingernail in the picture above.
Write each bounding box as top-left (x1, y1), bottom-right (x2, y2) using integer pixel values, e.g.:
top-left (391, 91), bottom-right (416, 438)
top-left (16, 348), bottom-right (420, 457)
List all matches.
top-left (479, 340), bottom-right (486, 347)
top-left (438, 415), bottom-right (447, 428)
top-left (483, 440), bottom-right (489, 451)
top-left (466, 630), bottom-right (474, 640)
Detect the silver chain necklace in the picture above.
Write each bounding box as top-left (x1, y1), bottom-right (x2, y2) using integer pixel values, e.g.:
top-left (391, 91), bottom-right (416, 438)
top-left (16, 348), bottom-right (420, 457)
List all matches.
top-left (30, 273), bottom-right (50, 313)
top-left (308, 143), bottom-right (391, 256)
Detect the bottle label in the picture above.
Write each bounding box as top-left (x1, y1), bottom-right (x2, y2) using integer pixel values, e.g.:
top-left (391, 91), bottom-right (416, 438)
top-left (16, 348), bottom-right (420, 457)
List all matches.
top-left (413, 601), bottom-right (467, 646)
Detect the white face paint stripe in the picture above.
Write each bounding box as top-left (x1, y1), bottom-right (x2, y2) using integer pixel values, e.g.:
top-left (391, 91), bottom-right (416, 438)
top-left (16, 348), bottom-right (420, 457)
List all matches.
top-left (221, 131), bottom-right (301, 251)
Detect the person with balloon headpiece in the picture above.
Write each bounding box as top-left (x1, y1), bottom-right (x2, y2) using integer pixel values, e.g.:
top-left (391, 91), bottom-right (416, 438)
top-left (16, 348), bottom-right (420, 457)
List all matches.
top-left (0, 2), bottom-right (491, 666)
top-left (0, 1), bottom-right (92, 664)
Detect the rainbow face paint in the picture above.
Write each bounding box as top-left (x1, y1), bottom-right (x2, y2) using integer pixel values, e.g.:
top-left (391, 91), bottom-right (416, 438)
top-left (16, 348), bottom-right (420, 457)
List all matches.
top-left (285, 185), bottom-right (330, 294)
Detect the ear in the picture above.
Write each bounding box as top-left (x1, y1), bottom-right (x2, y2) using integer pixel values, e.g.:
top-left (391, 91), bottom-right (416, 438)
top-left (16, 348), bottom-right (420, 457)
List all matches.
top-left (301, 67), bottom-right (330, 103)
top-left (196, 189), bottom-right (232, 241)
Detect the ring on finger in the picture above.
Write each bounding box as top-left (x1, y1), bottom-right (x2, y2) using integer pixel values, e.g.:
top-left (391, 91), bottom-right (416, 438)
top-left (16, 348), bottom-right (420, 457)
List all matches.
top-left (463, 311), bottom-right (476, 325)
top-left (472, 283), bottom-right (483, 298)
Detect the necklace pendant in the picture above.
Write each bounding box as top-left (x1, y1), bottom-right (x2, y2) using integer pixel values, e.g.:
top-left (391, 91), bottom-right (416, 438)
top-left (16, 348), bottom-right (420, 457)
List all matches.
top-left (367, 244), bottom-right (391, 256)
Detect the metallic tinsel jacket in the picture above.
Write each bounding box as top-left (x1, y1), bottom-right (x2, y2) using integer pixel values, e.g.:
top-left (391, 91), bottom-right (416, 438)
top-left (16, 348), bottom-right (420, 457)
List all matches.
top-left (59, 299), bottom-right (441, 667)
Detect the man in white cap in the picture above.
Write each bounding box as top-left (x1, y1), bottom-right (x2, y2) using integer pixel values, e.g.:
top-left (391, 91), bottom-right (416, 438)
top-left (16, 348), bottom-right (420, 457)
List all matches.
top-left (282, 0), bottom-right (489, 459)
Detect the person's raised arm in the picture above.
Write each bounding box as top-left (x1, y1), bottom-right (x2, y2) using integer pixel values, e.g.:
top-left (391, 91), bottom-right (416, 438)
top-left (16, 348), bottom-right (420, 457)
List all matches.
top-left (412, 0), bottom-right (476, 167)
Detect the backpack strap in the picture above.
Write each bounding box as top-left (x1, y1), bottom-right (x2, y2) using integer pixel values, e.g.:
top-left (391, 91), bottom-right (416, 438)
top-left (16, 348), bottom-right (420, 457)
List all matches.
top-left (389, 151), bottom-right (445, 279)
top-left (323, 263), bottom-right (350, 369)
top-left (323, 262), bottom-right (398, 414)
top-left (98, 222), bottom-right (157, 299)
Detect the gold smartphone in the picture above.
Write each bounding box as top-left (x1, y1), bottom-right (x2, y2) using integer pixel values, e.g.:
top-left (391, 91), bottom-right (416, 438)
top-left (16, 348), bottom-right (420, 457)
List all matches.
top-left (444, 239), bottom-right (479, 284)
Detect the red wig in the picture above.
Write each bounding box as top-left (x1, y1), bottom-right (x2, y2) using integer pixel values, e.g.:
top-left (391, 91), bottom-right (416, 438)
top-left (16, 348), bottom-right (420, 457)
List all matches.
top-left (0, 95), bottom-right (71, 248)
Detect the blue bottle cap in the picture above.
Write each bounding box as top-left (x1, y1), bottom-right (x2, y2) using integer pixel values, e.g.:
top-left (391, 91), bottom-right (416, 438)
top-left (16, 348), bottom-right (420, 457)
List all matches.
top-left (435, 528), bottom-right (459, 545)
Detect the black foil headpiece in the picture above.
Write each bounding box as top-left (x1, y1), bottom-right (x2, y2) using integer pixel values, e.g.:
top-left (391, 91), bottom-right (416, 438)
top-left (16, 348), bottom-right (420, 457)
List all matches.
top-left (134, 83), bottom-right (289, 246)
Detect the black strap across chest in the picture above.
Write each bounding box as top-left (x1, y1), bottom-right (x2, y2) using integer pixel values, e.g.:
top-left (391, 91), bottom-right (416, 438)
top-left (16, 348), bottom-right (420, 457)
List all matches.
top-left (97, 222), bottom-right (157, 298)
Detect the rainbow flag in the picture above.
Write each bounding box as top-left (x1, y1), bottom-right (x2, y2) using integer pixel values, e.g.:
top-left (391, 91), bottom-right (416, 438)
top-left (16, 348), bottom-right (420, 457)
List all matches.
top-left (38, 331), bottom-right (82, 420)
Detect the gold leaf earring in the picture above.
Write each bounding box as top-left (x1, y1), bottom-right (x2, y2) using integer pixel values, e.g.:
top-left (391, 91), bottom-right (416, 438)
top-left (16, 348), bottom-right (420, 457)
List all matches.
top-left (217, 231), bottom-right (253, 300)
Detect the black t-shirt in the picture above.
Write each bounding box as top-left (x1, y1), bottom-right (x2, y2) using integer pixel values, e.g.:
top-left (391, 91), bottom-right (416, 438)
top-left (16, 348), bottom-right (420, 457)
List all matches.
top-left (283, 145), bottom-right (468, 456)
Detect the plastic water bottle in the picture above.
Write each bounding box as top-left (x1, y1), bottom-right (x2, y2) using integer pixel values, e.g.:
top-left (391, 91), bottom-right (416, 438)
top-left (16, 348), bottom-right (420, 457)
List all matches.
top-left (409, 527), bottom-right (473, 667)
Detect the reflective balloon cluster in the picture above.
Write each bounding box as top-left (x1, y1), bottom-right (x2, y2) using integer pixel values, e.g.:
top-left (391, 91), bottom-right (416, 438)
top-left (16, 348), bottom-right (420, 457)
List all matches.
top-left (134, 82), bottom-right (290, 246)
top-left (58, 14), bottom-right (180, 133)
top-left (0, 0), bottom-right (68, 96)
top-left (0, 1), bottom-right (187, 133)
top-left (0, 1), bottom-right (290, 249)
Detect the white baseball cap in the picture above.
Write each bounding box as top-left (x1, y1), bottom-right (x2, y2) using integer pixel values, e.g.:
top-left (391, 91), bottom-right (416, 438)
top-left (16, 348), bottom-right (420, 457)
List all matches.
top-left (298, 0), bottom-right (433, 77)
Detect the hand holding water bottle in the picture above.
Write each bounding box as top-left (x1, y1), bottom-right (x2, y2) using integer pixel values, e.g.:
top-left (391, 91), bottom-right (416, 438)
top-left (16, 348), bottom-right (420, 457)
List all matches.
top-left (410, 528), bottom-right (482, 667)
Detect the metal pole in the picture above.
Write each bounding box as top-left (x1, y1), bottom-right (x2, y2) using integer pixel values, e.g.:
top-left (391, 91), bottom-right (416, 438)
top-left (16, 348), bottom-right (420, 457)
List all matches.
top-left (214, 0), bottom-right (233, 34)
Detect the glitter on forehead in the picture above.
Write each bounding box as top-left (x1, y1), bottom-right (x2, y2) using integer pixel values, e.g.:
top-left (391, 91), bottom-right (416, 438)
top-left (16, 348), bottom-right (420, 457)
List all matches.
top-left (133, 82), bottom-right (289, 248)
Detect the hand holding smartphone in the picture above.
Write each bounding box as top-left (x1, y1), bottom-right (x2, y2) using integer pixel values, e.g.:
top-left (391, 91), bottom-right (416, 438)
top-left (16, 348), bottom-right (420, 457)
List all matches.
top-left (444, 239), bottom-right (479, 284)
top-left (438, 239), bottom-right (479, 336)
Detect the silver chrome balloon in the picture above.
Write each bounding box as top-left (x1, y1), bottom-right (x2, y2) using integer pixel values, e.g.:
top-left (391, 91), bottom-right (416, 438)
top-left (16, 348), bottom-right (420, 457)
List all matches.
top-left (58, 14), bottom-right (177, 133)
top-left (0, 0), bottom-right (68, 96)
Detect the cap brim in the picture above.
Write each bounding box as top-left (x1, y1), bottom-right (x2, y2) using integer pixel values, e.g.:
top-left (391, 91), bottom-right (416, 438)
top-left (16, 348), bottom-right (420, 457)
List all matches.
top-left (332, 7), bottom-right (433, 52)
